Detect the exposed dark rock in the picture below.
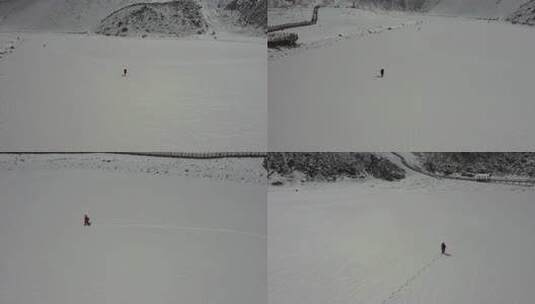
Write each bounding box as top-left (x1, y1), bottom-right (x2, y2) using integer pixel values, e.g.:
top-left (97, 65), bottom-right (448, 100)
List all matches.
top-left (265, 153), bottom-right (406, 182)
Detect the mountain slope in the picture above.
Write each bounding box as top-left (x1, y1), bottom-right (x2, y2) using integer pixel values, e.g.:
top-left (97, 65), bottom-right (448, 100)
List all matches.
top-left (225, 0), bottom-right (267, 28)
top-left (507, 0), bottom-right (535, 24)
top-left (266, 153), bottom-right (406, 183)
top-left (96, 1), bottom-right (208, 37)
top-left (0, 0), bottom-right (163, 31)
top-left (418, 153), bottom-right (535, 177)
top-left (0, 0), bottom-right (265, 36)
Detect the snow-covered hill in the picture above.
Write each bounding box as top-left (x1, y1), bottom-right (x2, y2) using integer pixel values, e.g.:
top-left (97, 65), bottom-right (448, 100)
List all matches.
top-left (0, 154), bottom-right (267, 304)
top-left (268, 0), bottom-right (531, 18)
top-left (268, 0), bottom-right (429, 10)
top-left (507, 0), bottom-right (535, 25)
top-left (266, 153), bottom-right (406, 183)
top-left (225, 0), bottom-right (267, 28)
top-left (418, 152), bottom-right (535, 177)
top-left (0, 0), bottom-right (265, 36)
top-left (96, 1), bottom-right (208, 37)
top-left (0, 0), bottom-right (164, 32)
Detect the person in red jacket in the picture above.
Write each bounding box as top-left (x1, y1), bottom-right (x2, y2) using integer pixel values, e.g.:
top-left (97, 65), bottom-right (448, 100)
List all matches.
top-left (84, 214), bottom-right (91, 226)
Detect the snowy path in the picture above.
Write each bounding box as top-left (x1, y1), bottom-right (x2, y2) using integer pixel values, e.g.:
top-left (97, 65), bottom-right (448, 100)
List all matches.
top-left (0, 32), bottom-right (266, 151)
top-left (269, 14), bottom-right (535, 151)
top-left (268, 176), bottom-right (535, 304)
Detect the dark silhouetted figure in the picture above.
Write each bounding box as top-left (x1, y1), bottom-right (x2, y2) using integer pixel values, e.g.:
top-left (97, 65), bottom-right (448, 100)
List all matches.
top-left (441, 242), bottom-right (446, 255)
top-left (380, 68), bottom-right (384, 78)
top-left (84, 214), bottom-right (91, 226)
top-left (123, 68), bottom-right (127, 77)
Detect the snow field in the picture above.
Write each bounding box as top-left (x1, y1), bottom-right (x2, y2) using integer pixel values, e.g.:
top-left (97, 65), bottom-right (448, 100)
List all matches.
top-left (0, 154), bottom-right (267, 304)
top-left (0, 33), bottom-right (266, 151)
top-left (269, 12), bottom-right (535, 151)
top-left (269, 176), bottom-right (535, 304)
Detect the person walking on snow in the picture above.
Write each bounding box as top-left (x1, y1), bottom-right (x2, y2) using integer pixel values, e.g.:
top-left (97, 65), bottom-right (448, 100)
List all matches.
top-left (123, 68), bottom-right (127, 77)
top-left (380, 68), bottom-right (385, 78)
top-left (441, 242), bottom-right (446, 255)
top-left (84, 214), bottom-right (91, 226)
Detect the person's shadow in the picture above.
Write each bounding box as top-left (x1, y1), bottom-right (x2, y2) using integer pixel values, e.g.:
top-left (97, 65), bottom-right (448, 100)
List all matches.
top-left (443, 252), bottom-right (452, 257)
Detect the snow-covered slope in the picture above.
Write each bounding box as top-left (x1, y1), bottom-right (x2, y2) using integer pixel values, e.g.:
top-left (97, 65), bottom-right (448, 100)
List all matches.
top-left (269, 172), bottom-right (535, 304)
top-left (267, 0), bottom-right (531, 17)
top-left (225, 0), bottom-right (267, 28)
top-left (268, 0), bottom-right (427, 10)
top-left (507, 0), bottom-right (535, 25)
top-left (0, 0), bottom-right (164, 32)
top-left (0, 154), bottom-right (267, 304)
top-left (0, 0), bottom-right (265, 36)
top-left (96, 1), bottom-right (208, 37)
top-left (430, 0), bottom-right (529, 18)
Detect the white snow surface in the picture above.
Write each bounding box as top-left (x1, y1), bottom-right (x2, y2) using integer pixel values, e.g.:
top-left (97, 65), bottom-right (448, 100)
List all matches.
top-left (268, 9), bottom-right (535, 151)
top-left (268, 7), bottom-right (420, 48)
top-left (0, 32), bottom-right (266, 151)
top-left (430, 0), bottom-right (528, 18)
top-left (269, 170), bottom-right (535, 304)
top-left (0, 153), bottom-right (267, 304)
